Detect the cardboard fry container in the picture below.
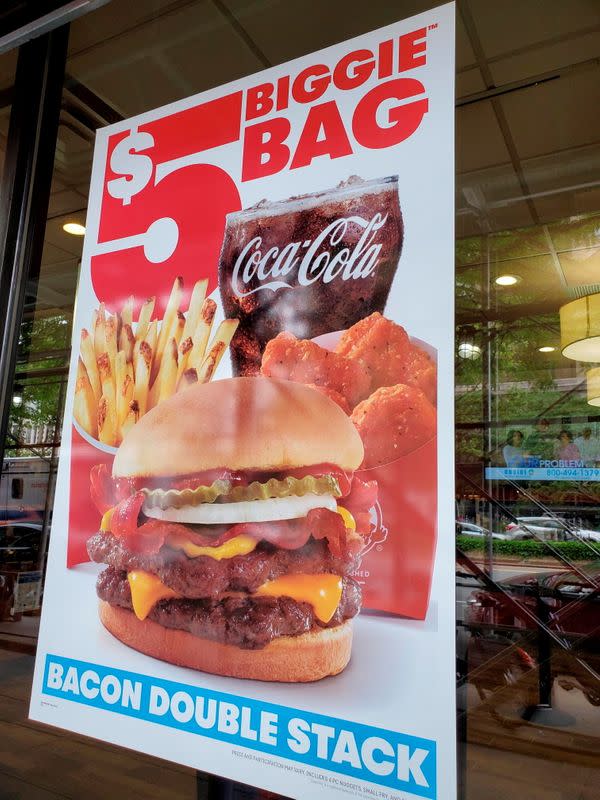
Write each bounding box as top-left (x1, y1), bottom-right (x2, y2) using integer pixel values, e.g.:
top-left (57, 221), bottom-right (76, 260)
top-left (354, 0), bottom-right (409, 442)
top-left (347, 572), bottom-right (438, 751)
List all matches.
top-left (354, 436), bottom-right (437, 619)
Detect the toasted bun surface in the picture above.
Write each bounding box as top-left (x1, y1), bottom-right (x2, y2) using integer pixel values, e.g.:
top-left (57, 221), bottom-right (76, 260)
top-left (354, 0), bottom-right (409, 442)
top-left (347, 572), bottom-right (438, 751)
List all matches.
top-left (99, 601), bottom-right (352, 682)
top-left (113, 377), bottom-right (363, 478)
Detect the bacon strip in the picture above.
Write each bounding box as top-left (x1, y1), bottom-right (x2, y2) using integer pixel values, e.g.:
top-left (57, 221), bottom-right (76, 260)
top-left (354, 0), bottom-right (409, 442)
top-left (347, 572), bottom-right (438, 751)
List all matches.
top-left (108, 491), bottom-right (361, 558)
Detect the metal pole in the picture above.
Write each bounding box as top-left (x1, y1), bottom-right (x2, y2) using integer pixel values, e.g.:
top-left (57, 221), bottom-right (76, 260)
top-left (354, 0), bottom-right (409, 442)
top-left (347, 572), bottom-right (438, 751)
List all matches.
top-left (0, 24), bottom-right (69, 469)
top-left (483, 236), bottom-right (494, 580)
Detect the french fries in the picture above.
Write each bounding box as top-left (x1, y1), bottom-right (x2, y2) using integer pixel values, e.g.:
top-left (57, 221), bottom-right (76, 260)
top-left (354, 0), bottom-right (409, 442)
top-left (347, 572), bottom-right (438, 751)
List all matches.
top-left (155, 277), bottom-right (183, 372)
top-left (121, 295), bottom-right (134, 328)
top-left (74, 278), bottom-right (237, 446)
top-left (94, 303), bottom-right (106, 358)
top-left (115, 351), bottom-right (134, 440)
top-left (134, 341), bottom-right (153, 417)
top-left (119, 322), bottom-right (135, 362)
top-left (97, 394), bottom-right (118, 446)
top-left (198, 319), bottom-right (239, 383)
top-left (80, 329), bottom-right (101, 401)
top-left (74, 358), bottom-right (98, 439)
top-left (187, 298), bottom-right (217, 372)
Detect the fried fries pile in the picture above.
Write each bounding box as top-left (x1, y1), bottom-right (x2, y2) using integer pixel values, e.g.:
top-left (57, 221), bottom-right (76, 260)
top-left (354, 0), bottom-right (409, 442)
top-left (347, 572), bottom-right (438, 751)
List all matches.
top-left (74, 277), bottom-right (238, 447)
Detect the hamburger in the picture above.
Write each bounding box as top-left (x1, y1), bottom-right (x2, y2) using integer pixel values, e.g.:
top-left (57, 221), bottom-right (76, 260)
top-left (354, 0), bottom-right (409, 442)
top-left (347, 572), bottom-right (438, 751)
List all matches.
top-left (87, 377), bottom-right (377, 682)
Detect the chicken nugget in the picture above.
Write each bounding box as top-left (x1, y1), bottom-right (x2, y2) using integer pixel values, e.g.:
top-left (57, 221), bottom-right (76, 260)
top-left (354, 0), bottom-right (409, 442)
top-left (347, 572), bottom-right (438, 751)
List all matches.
top-left (351, 384), bottom-right (436, 468)
top-left (261, 332), bottom-right (370, 408)
top-left (336, 312), bottom-right (411, 389)
top-left (305, 384), bottom-right (351, 415)
top-left (398, 347), bottom-right (437, 405)
top-left (337, 313), bottom-right (437, 403)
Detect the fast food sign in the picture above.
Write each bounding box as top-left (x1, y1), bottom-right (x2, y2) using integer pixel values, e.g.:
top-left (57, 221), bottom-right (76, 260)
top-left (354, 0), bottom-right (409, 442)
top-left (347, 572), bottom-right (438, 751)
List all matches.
top-left (31, 5), bottom-right (456, 799)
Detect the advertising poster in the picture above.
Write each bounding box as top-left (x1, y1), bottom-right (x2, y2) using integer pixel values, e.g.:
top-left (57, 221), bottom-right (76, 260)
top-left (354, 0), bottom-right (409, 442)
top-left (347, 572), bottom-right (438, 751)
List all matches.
top-left (30, 5), bottom-right (456, 799)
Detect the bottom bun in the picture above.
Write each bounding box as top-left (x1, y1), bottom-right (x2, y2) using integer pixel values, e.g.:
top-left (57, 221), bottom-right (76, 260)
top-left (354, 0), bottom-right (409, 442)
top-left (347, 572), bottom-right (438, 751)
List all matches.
top-left (99, 601), bottom-right (353, 682)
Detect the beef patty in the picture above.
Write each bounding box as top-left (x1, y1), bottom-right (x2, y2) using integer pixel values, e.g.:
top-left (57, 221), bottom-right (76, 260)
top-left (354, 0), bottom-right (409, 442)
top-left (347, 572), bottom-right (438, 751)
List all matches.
top-left (88, 532), bottom-right (358, 598)
top-left (97, 566), bottom-right (361, 649)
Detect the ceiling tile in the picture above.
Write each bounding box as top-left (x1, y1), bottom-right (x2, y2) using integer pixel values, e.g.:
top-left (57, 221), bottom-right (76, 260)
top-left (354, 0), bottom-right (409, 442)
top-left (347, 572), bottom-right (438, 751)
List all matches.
top-left (68, 1), bottom-right (264, 118)
top-left (489, 30), bottom-right (600, 85)
top-left (41, 241), bottom-right (73, 267)
top-left (47, 190), bottom-right (87, 218)
top-left (534, 190), bottom-right (600, 225)
top-left (547, 212), bottom-right (600, 252)
top-left (520, 143), bottom-right (600, 194)
top-left (68, 1), bottom-right (179, 55)
top-left (223, 0), bottom-right (445, 66)
top-left (456, 67), bottom-right (486, 98)
top-left (559, 246), bottom-right (600, 286)
top-left (499, 68), bottom-right (600, 160)
top-left (468, 0), bottom-right (600, 60)
top-left (162, 32), bottom-right (264, 96)
top-left (456, 12), bottom-right (477, 70)
top-left (492, 253), bottom-right (565, 307)
top-left (455, 252), bottom-right (567, 315)
top-left (457, 100), bottom-right (510, 172)
top-left (488, 225), bottom-right (551, 262)
top-left (44, 218), bottom-right (85, 257)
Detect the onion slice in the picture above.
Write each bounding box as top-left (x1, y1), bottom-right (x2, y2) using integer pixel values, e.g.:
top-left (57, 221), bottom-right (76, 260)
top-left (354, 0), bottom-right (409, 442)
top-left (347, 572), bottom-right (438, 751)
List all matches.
top-left (142, 493), bottom-right (337, 524)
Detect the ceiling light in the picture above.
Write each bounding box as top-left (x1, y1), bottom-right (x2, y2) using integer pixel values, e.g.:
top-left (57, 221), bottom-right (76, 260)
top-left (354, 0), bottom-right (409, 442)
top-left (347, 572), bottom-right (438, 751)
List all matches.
top-left (458, 342), bottom-right (481, 360)
top-left (538, 346), bottom-right (555, 353)
top-left (560, 293), bottom-right (600, 361)
top-left (587, 367), bottom-right (600, 406)
top-left (495, 274), bottom-right (519, 286)
top-left (63, 222), bottom-right (86, 236)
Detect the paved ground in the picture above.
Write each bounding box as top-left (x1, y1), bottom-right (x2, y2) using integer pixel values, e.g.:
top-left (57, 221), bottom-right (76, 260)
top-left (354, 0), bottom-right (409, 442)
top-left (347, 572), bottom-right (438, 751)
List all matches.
top-left (1, 646), bottom-right (599, 799)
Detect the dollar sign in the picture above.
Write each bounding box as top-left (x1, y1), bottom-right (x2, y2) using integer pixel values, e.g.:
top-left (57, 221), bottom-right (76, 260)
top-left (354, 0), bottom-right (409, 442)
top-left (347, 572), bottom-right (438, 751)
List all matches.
top-left (107, 130), bottom-right (155, 206)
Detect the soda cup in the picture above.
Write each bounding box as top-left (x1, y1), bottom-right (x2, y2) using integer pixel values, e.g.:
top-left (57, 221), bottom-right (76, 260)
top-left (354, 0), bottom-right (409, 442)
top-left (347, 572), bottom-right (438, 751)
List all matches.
top-left (218, 176), bottom-right (403, 375)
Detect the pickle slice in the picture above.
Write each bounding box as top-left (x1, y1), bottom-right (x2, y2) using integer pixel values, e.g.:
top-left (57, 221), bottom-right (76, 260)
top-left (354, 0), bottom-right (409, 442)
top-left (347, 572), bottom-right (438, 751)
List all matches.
top-left (143, 474), bottom-right (340, 510)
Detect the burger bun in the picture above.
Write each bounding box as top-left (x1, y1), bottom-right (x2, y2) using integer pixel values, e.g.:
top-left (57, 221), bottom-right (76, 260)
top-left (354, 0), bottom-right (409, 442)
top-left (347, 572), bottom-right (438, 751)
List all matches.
top-left (99, 601), bottom-right (353, 682)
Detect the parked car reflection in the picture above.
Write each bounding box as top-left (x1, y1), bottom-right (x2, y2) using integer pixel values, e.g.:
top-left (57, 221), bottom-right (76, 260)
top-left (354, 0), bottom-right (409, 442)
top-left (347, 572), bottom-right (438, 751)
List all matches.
top-left (0, 522), bottom-right (42, 567)
top-left (456, 521), bottom-right (508, 540)
top-left (505, 516), bottom-right (600, 542)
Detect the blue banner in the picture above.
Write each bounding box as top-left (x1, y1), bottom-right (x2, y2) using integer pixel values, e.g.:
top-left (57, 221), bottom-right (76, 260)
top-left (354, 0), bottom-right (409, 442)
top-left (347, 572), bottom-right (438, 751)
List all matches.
top-left (43, 654), bottom-right (437, 798)
top-left (486, 466), bottom-right (600, 482)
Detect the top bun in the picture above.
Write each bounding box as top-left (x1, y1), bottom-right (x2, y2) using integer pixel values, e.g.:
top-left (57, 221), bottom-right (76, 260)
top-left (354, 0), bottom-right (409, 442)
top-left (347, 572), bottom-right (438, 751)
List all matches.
top-left (113, 377), bottom-right (364, 478)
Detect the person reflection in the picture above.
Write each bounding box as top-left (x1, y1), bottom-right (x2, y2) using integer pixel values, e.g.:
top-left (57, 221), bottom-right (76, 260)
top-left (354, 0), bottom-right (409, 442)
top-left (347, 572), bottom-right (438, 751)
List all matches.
top-left (575, 427), bottom-right (600, 467)
top-left (555, 430), bottom-right (580, 461)
top-left (503, 430), bottom-right (525, 466)
top-left (523, 418), bottom-right (553, 461)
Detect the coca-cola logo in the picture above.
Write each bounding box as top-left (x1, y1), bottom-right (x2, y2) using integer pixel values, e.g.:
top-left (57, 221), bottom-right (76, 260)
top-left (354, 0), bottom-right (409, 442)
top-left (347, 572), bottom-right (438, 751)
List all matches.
top-left (230, 212), bottom-right (388, 297)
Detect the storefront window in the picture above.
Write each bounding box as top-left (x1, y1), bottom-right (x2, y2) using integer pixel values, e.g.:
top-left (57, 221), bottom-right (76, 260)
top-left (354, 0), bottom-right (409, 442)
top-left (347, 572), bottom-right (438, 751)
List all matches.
top-left (1, 1), bottom-right (599, 798)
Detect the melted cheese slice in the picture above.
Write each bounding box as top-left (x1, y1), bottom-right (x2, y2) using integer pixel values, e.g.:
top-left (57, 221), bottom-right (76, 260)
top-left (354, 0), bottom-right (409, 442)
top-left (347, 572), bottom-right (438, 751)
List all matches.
top-left (127, 571), bottom-right (180, 621)
top-left (100, 507), bottom-right (114, 532)
top-left (255, 574), bottom-right (343, 623)
top-left (126, 570), bottom-right (343, 624)
top-left (336, 505), bottom-right (356, 532)
top-left (167, 533), bottom-right (257, 560)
